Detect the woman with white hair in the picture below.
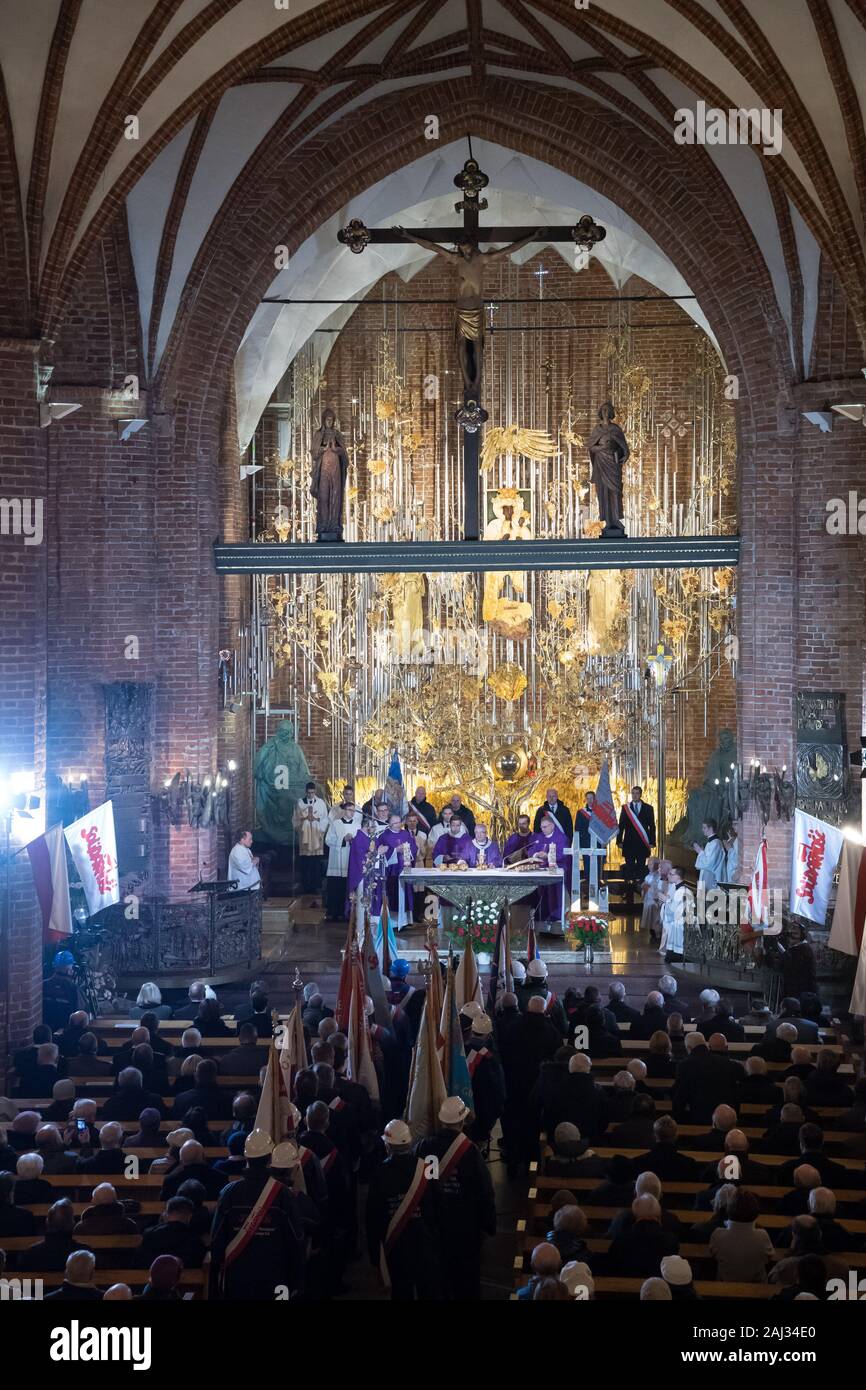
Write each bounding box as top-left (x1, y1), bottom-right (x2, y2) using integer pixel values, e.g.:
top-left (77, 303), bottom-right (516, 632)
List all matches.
top-left (131, 981), bottom-right (172, 1019)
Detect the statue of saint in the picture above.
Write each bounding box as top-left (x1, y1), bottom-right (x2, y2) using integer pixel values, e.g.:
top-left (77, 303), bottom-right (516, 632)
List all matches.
top-left (310, 408), bottom-right (350, 542)
top-left (395, 228), bottom-right (544, 398)
top-left (672, 727), bottom-right (738, 846)
top-left (254, 719), bottom-right (311, 843)
top-left (587, 401), bottom-right (630, 537)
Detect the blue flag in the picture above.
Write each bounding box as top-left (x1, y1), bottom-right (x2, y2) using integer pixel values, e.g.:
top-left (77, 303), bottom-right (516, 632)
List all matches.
top-left (385, 750), bottom-right (405, 813)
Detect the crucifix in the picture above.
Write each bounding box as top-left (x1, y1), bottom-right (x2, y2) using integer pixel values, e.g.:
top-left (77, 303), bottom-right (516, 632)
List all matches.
top-left (566, 836), bottom-right (610, 914)
top-left (338, 150), bottom-right (606, 541)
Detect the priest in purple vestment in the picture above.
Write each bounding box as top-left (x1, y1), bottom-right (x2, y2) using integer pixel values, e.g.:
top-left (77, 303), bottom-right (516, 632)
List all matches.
top-left (528, 814), bottom-right (569, 927)
top-left (376, 812), bottom-right (417, 928)
top-left (345, 816), bottom-right (386, 918)
top-left (502, 814), bottom-right (534, 866)
top-left (465, 822), bottom-right (503, 868)
top-left (431, 815), bottom-right (474, 866)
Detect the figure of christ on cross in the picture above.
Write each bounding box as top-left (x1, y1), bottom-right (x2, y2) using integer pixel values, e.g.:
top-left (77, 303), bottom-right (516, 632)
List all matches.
top-left (394, 227), bottom-right (546, 398)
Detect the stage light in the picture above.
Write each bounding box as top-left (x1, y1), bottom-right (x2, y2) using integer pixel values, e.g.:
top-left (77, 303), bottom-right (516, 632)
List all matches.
top-left (227, 760), bottom-right (237, 772)
top-left (10, 770), bottom-right (34, 795)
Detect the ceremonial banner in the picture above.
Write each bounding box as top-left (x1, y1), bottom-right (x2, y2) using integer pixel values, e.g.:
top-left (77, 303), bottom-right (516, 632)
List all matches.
top-left (27, 824), bottom-right (73, 941)
top-left (439, 958), bottom-right (474, 1113)
top-left (405, 992), bottom-right (447, 1140)
top-left (63, 800), bottom-right (120, 916)
top-left (829, 839), bottom-right (866, 956)
top-left (789, 810), bottom-right (844, 925)
top-left (588, 762), bottom-right (618, 845)
top-left (746, 838), bottom-right (769, 929)
top-left (455, 937), bottom-right (482, 1009)
top-left (347, 951), bottom-right (380, 1101)
top-left (385, 750), bottom-right (407, 814)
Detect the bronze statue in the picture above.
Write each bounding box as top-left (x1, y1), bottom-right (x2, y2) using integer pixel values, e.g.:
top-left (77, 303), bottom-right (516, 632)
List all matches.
top-left (395, 228), bottom-right (543, 398)
top-left (587, 401), bottom-right (630, 537)
top-left (310, 407), bottom-right (350, 542)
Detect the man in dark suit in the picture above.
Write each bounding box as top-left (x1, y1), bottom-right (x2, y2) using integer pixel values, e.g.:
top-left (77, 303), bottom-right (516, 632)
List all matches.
top-left (767, 998), bottom-right (821, 1044)
top-left (631, 1115), bottom-right (702, 1181)
top-left (436, 793), bottom-right (476, 837)
top-left (217, 1022), bottom-right (267, 1075)
top-left (631, 991), bottom-right (670, 1040)
top-left (607, 981), bottom-right (642, 1027)
top-left (139, 1195), bottom-right (207, 1268)
top-left (533, 788), bottom-right (573, 841)
top-left (778, 1124), bottom-right (860, 1189)
top-left (43, 1250), bottom-right (104, 1301)
top-left (672, 1032), bottom-right (741, 1123)
top-left (172, 1058), bottom-right (233, 1121)
top-left (700, 997), bottom-right (745, 1042)
top-left (616, 785), bottom-right (656, 885)
top-left (101, 1067), bottom-right (165, 1120)
top-left (606, 1092), bottom-right (657, 1148)
top-left (607, 1193), bottom-right (679, 1277)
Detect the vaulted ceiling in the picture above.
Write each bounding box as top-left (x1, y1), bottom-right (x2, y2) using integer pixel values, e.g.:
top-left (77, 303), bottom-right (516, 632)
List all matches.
top-left (2, 0), bottom-right (864, 397)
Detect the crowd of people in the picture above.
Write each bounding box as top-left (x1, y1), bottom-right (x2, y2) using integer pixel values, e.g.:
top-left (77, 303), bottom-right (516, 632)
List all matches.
top-left (2, 960), bottom-right (864, 1302)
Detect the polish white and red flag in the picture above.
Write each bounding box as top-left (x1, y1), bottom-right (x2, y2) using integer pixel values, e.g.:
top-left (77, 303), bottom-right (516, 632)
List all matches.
top-left (746, 838), bottom-right (770, 930)
top-left (788, 810), bottom-right (843, 925)
top-left (63, 801), bottom-right (120, 916)
top-left (27, 824), bottom-right (73, 941)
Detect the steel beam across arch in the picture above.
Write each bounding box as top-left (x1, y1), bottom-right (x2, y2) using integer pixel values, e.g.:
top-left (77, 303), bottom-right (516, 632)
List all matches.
top-left (213, 535), bottom-right (740, 575)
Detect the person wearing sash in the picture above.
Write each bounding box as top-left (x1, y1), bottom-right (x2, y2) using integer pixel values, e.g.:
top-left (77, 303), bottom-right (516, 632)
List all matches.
top-left (616, 785), bottom-right (656, 891)
top-left (465, 1013), bottom-right (506, 1143)
top-left (208, 1128), bottom-right (307, 1301)
top-left (519, 958), bottom-right (568, 1036)
top-left (465, 822), bottom-right (503, 868)
top-left (533, 787), bottom-right (574, 841)
top-left (299, 1100), bottom-right (351, 1295)
top-left (407, 785), bottom-right (438, 837)
top-left (366, 1120), bottom-right (444, 1301)
top-left (693, 818), bottom-right (727, 891)
top-left (574, 791), bottom-right (605, 890)
top-left (415, 1096), bottom-right (497, 1301)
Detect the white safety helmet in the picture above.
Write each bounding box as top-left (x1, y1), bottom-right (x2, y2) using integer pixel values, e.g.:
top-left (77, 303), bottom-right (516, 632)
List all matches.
top-left (471, 1013), bottom-right (493, 1036)
top-left (511, 960), bottom-right (527, 983)
top-left (527, 958), bottom-right (548, 979)
top-left (438, 1096), bottom-right (470, 1126)
top-left (244, 1127), bottom-right (275, 1159)
top-left (383, 1120), bottom-right (412, 1147)
top-left (460, 1001), bottom-right (484, 1020)
top-left (270, 1141), bottom-right (300, 1170)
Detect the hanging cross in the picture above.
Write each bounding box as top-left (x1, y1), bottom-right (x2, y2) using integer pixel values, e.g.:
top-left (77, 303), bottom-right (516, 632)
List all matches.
top-left (533, 263), bottom-right (551, 300)
top-left (338, 152), bottom-right (605, 541)
top-left (647, 641), bottom-right (674, 688)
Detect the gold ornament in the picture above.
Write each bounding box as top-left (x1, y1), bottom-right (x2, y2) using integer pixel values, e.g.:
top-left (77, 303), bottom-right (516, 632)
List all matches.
top-left (679, 569), bottom-right (702, 598)
top-left (480, 424), bottom-right (559, 472)
top-left (547, 599), bottom-right (563, 619)
top-left (583, 519), bottom-right (604, 539)
top-left (662, 616), bottom-right (688, 642)
top-left (713, 567), bottom-right (735, 594)
top-left (375, 399), bottom-right (396, 421)
top-left (487, 664), bottom-right (528, 703)
top-left (367, 457), bottom-right (388, 476)
top-left (319, 671), bottom-right (339, 696)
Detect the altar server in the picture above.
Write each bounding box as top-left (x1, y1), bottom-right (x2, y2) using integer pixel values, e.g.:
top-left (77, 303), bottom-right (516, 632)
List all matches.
top-left (324, 801), bottom-right (362, 921)
top-left (693, 819), bottom-right (727, 891)
top-left (432, 815), bottom-right (474, 867)
top-left (502, 814), bottom-right (533, 865)
top-left (465, 822), bottom-right (503, 868)
top-left (658, 866), bottom-right (695, 962)
top-left (293, 782), bottom-right (329, 905)
top-left (427, 805), bottom-right (454, 858)
top-left (528, 814), bottom-right (569, 930)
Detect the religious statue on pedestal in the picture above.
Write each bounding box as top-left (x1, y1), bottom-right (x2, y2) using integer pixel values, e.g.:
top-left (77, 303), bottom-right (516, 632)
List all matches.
top-left (588, 401), bottom-right (630, 538)
top-left (254, 719), bottom-right (311, 843)
top-left (310, 407), bottom-right (350, 542)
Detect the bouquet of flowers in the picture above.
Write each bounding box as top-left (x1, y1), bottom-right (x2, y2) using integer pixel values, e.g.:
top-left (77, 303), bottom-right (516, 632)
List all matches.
top-left (447, 899), bottom-right (501, 954)
top-left (566, 913), bottom-right (610, 950)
